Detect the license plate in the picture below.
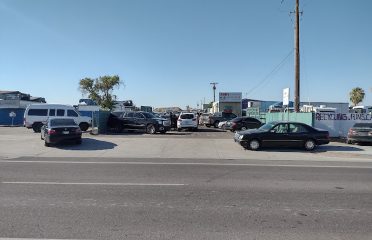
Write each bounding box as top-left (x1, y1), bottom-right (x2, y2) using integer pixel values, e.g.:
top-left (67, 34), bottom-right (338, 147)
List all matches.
top-left (62, 131), bottom-right (69, 134)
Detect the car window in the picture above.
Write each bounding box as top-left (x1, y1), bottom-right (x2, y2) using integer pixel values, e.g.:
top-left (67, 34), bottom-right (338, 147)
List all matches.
top-left (50, 119), bottom-right (77, 127)
top-left (49, 109), bottom-right (55, 116)
top-left (142, 112), bottom-right (155, 118)
top-left (125, 112), bottom-right (134, 118)
top-left (247, 118), bottom-right (261, 124)
top-left (67, 110), bottom-right (79, 117)
top-left (56, 109), bottom-right (65, 116)
top-left (28, 109), bottom-right (48, 116)
top-left (134, 112), bottom-right (144, 118)
top-left (289, 123), bottom-right (308, 133)
top-left (180, 114), bottom-right (194, 119)
top-left (272, 123), bottom-right (288, 133)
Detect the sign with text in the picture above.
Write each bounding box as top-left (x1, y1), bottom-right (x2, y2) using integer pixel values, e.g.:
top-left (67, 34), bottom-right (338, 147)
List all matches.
top-left (219, 92), bottom-right (242, 103)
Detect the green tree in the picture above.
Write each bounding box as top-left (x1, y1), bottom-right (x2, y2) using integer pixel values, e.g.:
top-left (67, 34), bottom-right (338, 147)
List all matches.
top-left (79, 75), bottom-right (122, 110)
top-left (349, 87), bottom-right (365, 106)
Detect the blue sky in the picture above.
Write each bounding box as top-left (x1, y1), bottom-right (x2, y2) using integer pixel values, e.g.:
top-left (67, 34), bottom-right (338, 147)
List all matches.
top-left (1, 0), bottom-right (371, 109)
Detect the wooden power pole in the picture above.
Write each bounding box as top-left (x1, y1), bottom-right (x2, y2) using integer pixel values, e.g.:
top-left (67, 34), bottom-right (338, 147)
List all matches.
top-left (294, 0), bottom-right (300, 112)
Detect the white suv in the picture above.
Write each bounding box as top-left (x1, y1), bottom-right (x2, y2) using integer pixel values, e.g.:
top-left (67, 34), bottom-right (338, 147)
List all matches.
top-left (177, 112), bottom-right (198, 131)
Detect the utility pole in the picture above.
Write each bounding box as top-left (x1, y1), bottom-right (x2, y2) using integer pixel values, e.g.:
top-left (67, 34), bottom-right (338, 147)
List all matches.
top-left (294, 0), bottom-right (300, 112)
top-left (210, 82), bottom-right (218, 102)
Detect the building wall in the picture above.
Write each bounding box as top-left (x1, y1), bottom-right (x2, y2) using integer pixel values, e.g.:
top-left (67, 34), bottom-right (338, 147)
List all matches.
top-left (314, 113), bottom-right (372, 137)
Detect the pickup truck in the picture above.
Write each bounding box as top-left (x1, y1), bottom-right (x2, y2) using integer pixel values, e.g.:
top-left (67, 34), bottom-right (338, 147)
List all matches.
top-left (206, 112), bottom-right (238, 128)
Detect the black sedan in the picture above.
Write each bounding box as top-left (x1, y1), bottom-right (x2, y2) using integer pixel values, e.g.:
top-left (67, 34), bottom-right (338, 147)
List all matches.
top-left (234, 121), bottom-right (329, 151)
top-left (41, 118), bottom-right (82, 147)
top-left (347, 123), bottom-right (372, 144)
top-left (225, 117), bottom-right (262, 132)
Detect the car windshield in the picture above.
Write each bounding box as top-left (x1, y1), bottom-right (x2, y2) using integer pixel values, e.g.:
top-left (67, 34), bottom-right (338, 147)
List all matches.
top-left (180, 114), bottom-right (195, 119)
top-left (353, 123), bottom-right (372, 128)
top-left (50, 119), bottom-right (77, 127)
top-left (259, 122), bottom-right (276, 131)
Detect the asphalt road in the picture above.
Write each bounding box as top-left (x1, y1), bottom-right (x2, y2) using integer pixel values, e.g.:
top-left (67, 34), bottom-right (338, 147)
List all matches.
top-left (1, 157), bottom-right (372, 240)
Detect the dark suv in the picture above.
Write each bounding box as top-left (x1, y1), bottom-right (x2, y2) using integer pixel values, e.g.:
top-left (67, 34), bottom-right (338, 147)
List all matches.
top-left (107, 111), bottom-right (171, 134)
top-left (225, 117), bottom-right (262, 132)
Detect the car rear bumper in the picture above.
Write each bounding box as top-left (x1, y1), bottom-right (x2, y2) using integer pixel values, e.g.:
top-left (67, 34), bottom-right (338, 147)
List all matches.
top-left (46, 134), bottom-right (82, 144)
top-left (347, 136), bottom-right (372, 143)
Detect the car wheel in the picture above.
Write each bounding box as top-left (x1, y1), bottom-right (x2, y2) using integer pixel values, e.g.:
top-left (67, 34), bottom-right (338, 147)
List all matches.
top-left (304, 139), bottom-right (316, 151)
top-left (249, 139), bottom-right (260, 151)
top-left (214, 121), bottom-right (219, 128)
top-left (146, 124), bottom-right (156, 134)
top-left (79, 123), bottom-right (89, 131)
top-left (44, 141), bottom-right (51, 147)
top-left (346, 139), bottom-right (353, 144)
top-left (241, 126), bottom-right (247, 131)
top-left (32, 123), bottom-right (42, 133)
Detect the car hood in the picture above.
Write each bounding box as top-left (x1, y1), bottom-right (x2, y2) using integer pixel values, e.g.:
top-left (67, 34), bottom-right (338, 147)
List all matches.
top-left (237, 128), bottom-right (264, 135)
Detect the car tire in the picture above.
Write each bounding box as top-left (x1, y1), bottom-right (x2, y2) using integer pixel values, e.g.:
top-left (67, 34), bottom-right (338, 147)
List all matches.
top-left (346, 139), bottom-right (353, 144)
top-left (304, 139), bottom-right (316, 151)
top-left (214, 121), bottom-right (219, 128)
top-left (241, 126), bottom-right (247, 131)
top-left (79, 123), bottom-right (89, 132)
top-left (248, 139), bottom-right (260, 151)
top-left (44, 141), bottom-right (51, 147)
top-left (146, 124), bottom-right (156, 134)
top-left (32, 122), bottom-right (42, 133)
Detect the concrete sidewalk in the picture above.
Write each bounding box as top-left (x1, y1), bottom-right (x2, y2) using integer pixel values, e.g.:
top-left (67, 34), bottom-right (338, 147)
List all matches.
top-left (0, 127), bottom-right (372, 162)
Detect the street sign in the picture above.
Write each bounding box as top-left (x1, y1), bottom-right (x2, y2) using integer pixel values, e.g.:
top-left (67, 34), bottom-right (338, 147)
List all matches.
top-left (9, 111), bottom-right (16, 118)
top-left (283, 88), bottom-right (290, 106)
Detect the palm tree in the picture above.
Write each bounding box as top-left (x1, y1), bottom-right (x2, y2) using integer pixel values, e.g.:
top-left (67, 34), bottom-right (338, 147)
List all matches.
top-left (349, 87), bottom-right (365, 106)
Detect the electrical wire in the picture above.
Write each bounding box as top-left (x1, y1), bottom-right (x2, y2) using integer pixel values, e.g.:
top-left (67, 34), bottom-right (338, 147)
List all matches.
top-left (245, 49), bottom-right (294, 97)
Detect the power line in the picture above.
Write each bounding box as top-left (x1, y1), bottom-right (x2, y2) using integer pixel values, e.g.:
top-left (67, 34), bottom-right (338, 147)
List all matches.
top-left (245, 49), bottom-right (294, 97)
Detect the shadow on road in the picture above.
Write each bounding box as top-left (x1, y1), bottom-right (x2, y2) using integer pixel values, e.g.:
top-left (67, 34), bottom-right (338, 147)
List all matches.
top-left (314, 145), bottom-right (365, 153)
top-left (57, 138), bottom-right (117, 151)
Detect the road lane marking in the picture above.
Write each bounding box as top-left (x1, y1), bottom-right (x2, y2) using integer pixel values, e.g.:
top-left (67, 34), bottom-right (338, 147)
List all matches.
top-left (0, 160), bottom-right (372, 169)
top-left (1, 182), bottom-right (186, 186)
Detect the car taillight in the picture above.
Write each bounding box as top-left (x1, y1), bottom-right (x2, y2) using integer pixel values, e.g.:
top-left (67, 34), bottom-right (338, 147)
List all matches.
top-left (348, 129), bottom-right (356, 135)
top-left (48, 129), bottom-right (56, 134)
top-left (74, 128), bottom-right (82, 133)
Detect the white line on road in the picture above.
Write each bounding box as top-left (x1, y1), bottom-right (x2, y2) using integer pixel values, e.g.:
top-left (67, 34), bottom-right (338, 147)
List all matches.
top-left (0, 160), bottom-right (372, 169)
top-left (1, 182), bottom-right (187, 186)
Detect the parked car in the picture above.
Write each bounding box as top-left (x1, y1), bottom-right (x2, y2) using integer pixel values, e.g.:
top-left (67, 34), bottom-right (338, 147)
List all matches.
top-left (347, 123), bottom-right (372, 144)
top-left (41, 118), bottom-right (82, 147)
top-left (218, 121), bottom-right (227, 129)
top-left (24, 104), bottom-right (91, 132)
top-left (225, 117), bottom-right (262, 132)
top-left (177, 112), bottom-right (198, 131)
top-left (234, 121), bottom-right (329, 151)
top-left (207, 112), bottom-right (237, 128)
top-left (107, 111), bottom-right (171, 134)
top-left (199, 113), bottom-right (211, 126)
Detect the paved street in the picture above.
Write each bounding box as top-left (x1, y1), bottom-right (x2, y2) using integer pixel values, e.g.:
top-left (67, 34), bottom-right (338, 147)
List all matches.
top-left (1, 127), bottom-right (372, 239)
top-left (1, 157), bottom-right (372, 240)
